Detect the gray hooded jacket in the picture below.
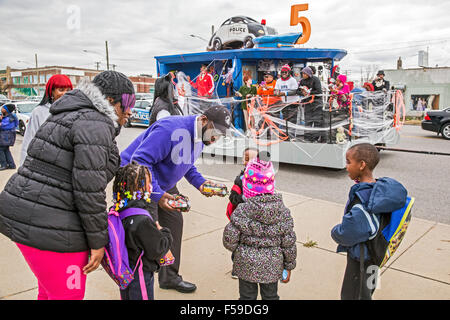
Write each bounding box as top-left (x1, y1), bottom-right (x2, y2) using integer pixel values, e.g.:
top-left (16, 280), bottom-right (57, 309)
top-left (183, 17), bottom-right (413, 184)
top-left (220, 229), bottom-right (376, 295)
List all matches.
top-left (0, 79), bottom-right (120, 252)
top-left (223, 193), bottom-right (297, 284)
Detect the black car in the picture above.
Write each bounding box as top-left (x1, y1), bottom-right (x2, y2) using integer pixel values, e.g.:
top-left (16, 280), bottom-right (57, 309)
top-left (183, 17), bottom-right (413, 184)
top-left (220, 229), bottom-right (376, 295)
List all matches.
top-left (421, 107), bottom-right (450, 140)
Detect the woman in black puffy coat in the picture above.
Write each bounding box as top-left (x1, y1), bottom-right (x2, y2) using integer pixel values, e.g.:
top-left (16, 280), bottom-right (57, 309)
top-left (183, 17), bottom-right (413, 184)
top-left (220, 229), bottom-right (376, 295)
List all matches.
top-left (0, 71), bottom-right (135, 300)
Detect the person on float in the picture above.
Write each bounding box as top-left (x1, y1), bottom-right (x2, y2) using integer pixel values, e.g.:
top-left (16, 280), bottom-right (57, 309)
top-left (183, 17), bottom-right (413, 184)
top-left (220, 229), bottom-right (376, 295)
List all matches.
top-left (188, 64), bottom-right (215, 99)
top-left (372, 70), bottom-right (390, 92)
top-left (256, 71), bottom-right (279, 107)
top-left (120, 105), bottom-right (232, 294)
top-left (236, 75), bottom-right (257, 134)
top-left (20, 74), bottom-right (73, 166)
top-left (274, 65), bottom-right (299, 135)
top-left (0, 71), bottom-right (135, 300)
top-left (289, 66), bottom-right (324, 142)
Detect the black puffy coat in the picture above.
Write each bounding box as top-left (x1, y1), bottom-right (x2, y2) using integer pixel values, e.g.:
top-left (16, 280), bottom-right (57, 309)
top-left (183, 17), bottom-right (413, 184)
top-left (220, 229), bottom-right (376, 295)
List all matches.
top-left (0, 79), bottom-right (120, 252)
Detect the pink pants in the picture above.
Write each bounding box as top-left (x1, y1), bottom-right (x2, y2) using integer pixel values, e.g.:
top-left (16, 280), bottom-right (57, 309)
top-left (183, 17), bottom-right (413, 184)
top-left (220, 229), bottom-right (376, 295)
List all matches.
top-left (16, 243), bottom-right (89, 300)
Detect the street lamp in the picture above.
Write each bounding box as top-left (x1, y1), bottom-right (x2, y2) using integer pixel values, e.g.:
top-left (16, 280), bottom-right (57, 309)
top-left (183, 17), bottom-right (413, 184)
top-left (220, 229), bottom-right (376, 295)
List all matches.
top-left (190, 34), bottom-right (208, 42)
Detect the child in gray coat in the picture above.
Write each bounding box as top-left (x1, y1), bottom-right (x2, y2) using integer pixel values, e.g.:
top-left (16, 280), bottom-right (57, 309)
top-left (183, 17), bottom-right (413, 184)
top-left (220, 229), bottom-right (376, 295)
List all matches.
top-left (223, 157), bottom-right (297, 300)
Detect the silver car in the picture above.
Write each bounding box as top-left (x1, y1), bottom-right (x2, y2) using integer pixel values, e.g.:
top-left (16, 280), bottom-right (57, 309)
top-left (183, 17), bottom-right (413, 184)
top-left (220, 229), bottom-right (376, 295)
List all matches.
top-left (207, 16), bottom-right (277, 51)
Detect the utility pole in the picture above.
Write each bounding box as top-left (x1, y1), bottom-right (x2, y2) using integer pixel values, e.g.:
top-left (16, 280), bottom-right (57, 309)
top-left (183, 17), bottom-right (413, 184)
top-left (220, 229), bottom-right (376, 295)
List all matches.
top-left (95, 62), bottom-right (100, 70)
top-left (105, 41), bottom-right (110, 71)
top-left (35, 53), bottom-right (40, 95)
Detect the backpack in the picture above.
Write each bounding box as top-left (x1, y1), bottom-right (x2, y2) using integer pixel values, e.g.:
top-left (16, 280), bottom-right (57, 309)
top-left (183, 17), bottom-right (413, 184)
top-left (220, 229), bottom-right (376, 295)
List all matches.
top-left (101, 207), bottom-right (174, 298)
top-left (354, 196), bottom-right (415, 299)
top-left (226, 185), bottom-right (242, 220)
top-left (366, 196), bottom-right (415, 268)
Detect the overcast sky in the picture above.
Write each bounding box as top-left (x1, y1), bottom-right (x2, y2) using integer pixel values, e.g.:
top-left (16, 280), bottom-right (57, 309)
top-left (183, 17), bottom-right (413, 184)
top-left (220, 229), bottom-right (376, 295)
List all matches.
top-left (1, 0), bottom-right (450, 81)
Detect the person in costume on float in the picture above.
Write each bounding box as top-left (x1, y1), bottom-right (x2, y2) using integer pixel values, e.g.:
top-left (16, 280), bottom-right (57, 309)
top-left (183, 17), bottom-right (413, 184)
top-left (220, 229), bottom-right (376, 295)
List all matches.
top-left (120, 105), bottom-right (231, 294)
top-left (289, 66), bottom-right (324, 142)
top-left (274, 64), bottom-right (299, 135)
top-left (372, 70), bottom-right (390, 92)
top-left (20, 74), bottom-right (73, 166)
top-left (236, 75), bottom-right (257, 134)
top-left (256, 72), bottom-right (279, 107)
top-left (188, 64), bottom-right (215, 99)
top-left (0, 71), bottom-right (135, 300)
top-left (149, 74), bottom-right (183, 127)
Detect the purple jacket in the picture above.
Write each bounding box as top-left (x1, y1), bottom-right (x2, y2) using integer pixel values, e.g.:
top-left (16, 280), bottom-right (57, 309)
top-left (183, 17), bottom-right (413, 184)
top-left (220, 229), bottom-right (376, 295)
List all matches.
top-left (120, 115), bottom-right (206, 202)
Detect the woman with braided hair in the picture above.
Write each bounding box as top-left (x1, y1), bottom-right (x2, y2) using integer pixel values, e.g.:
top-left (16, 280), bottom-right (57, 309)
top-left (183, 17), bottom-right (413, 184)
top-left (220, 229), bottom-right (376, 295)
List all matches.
top-left (0, 70), bottom-right (135, 300)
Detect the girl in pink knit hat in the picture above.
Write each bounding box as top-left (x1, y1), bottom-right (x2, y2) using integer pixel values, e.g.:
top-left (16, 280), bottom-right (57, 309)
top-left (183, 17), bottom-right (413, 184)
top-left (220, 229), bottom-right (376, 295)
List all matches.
top-left (330, 74), bottom-right (351, 109)
top-left (223, 155), bottom-right (297, 300)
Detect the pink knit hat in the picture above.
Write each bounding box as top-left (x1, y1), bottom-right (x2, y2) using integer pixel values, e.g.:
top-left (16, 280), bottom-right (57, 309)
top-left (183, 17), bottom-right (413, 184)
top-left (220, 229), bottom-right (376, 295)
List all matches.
top-left (243, 158), bottom-right (275, 198)
top-left (337, 74), bottom-right (347, 83)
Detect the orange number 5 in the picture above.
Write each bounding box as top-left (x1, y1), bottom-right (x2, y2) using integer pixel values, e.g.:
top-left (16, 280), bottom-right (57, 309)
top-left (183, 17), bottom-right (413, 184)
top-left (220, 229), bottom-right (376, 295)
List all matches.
top-left (290, 4), bottom-right (311, 45)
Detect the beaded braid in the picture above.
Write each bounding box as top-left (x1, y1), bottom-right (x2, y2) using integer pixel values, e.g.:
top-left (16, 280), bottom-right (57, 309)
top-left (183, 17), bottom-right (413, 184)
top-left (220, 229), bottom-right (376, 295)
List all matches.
top-left (112, 161), bottom-right (152, 211)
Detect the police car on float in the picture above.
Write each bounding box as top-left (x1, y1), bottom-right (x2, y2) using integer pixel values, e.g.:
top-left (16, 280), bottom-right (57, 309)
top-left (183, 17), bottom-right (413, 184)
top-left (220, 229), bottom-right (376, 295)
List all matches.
top-left (126, 99), bottom-right (152, 127)
top-left (207, 16), bottom-right (277, 51)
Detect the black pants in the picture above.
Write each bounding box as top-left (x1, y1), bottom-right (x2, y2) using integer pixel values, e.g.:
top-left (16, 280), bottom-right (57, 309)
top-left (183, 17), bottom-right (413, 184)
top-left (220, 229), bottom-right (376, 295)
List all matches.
top-left (304, 105), bottom-right (324, 142)
top-left (239, 279), bottom-right (280, 300)
top-left (148, 186), bottom-right (184, 287)
top-left (281, 104), bottom-right (298, 137)
top-left (341, 254), bottom-right (377, 300)
top-left (120, 271), bottom-right (154, 300)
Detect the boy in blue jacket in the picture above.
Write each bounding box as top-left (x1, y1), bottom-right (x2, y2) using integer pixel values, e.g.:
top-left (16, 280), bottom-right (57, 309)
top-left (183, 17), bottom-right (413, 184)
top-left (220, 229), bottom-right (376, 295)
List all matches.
top-left (331, 143), bottom-right (407, 300)
top-left (0, 104), bottom-right (19, 170)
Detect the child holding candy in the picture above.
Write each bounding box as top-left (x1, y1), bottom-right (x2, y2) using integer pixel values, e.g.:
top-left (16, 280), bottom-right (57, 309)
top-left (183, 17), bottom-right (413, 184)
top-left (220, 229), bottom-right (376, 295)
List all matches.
top-left (226, 147), bottom-right (259, 220)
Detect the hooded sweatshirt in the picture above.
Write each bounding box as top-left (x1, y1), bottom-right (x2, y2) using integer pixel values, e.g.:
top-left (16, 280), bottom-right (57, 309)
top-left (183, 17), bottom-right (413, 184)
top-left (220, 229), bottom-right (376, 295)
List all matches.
top-left (20, 103), bottom-right (51, 166)
top-left (223, 193), bottom-right (297, 284)
top-left (331, 177), bottom-right (407, 261)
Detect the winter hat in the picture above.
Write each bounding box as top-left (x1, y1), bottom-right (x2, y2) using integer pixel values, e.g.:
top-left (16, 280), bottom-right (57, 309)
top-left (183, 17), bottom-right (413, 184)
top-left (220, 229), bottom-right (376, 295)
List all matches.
top-left (301, 66), bottom-right (313, 77)
top-left (243, 157), bottom-right (275, 198)
top-left (281, 64), bottom-right (291, 72)
top-left (337, 74), bottom-right (347, 83)
top-left (2, 104), bottom-right (16, 114)
top-left (92, 71), bottom-right (135, 109)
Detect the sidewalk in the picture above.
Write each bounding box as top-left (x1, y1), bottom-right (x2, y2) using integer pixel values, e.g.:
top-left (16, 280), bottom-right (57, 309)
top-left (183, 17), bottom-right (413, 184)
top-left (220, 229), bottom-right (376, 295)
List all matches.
top-left (0, 144), bottom-right (449, 300)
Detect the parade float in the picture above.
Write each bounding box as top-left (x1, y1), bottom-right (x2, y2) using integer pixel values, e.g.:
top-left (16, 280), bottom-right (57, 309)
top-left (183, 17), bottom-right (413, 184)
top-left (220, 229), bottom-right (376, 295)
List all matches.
top-left (153, 4), bottom-right (405, 169)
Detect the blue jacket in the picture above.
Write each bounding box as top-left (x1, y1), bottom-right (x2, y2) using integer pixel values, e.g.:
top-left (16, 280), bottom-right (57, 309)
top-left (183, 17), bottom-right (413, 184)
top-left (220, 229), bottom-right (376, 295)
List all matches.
top-left (0, 112), bottom-right (18, 131)
top-left (331, 177), bottom-right (407, 261)
top-left (120, 115), bottom-right (206, 202)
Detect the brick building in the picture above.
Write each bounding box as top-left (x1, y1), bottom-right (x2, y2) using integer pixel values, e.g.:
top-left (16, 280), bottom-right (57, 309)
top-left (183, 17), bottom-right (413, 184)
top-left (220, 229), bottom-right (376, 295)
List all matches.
top-left (129, 75), bottom-right (156, 94)
top-left (0, 66), bottom-right (101, 100)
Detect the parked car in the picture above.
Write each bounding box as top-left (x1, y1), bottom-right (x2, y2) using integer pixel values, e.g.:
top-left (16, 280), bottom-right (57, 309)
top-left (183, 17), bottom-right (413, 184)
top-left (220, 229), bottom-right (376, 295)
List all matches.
top-left (421, 107), bottom-right (450, 140)
top-left (126, 99), bottom-right (152, 127)
top-left (136, 93), bottom-right (154, 101)
top-left (0, 94), bottom-right (11, 105)
top-left (207, 16), bottom-right (277, 51)
top-left (12, 101), bottom-right (39, 135)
